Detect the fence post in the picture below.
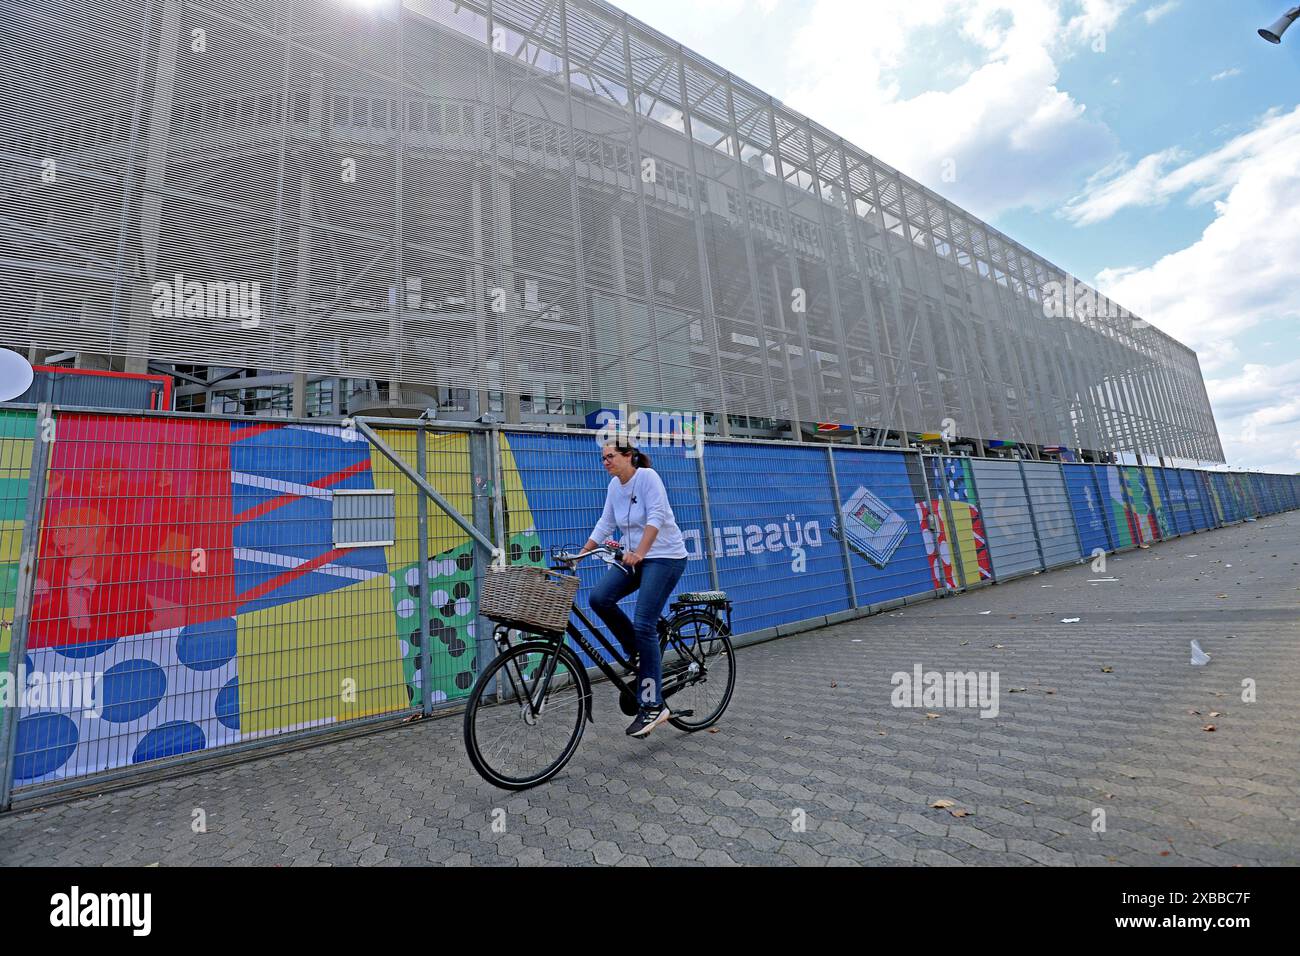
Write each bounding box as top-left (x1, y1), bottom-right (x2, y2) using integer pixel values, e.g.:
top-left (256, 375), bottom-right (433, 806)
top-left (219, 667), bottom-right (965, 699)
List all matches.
top-left (694, 440), bottom-right (720, 592)
top-left (415, 424), bottom-right (434, 717)
top-left (1, 402), bottom-right (53, 810)
top-left (825, 445), bottom-right (858, 608)
top-left (1016, 458), bottom-right (1047, 572)
top-left (472, 426), bottom-right (504, 699)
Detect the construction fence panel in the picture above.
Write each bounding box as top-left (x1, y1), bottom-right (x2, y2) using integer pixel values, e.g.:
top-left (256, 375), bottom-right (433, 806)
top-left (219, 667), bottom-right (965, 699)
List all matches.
top-left (701, 442), bottom-right (850, 636)
top-left (969, 459), bottom-right (1041, 580)
top-left (1021, 460), bottom-right (1082, 569)
top-left (829, 448), bottom-right (941, 606)
top-left (496, 430), bottom-right (713, 668)
top-left (1062, 463), bottom-right (1112, 558)
top-left (919, 455), bottom-right (994, 591)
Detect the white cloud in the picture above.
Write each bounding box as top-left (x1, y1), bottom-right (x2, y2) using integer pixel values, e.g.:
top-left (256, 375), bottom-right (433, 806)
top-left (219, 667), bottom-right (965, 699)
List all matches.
top-left (1082, 107), bottom-right (1300, 468)
top-left (778, 0), bottom-right (1127, 219)
top-left (1063, 105), bottom-right (1300, 225)
top-left (1142, 1), bottom-right (1179, 25)
top-left (1211, 67), bottom-right (1241, 82)
top-left (1205, 361), bottom-right (1300, 473)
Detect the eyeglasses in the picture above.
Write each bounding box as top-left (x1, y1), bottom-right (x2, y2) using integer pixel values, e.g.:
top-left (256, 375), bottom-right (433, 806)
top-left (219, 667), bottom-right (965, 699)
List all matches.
top-left (601, 453), bottom-right (618, 462)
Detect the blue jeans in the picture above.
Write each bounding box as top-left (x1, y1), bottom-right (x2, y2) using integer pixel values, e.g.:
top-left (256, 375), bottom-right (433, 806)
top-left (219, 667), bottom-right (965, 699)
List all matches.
top-left (588, 556), bottom-right (687, 708)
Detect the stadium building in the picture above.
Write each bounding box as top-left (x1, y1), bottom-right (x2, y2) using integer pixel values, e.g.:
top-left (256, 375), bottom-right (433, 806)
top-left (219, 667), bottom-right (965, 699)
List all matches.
top-left (1, 0), bottom-right (1224, 463)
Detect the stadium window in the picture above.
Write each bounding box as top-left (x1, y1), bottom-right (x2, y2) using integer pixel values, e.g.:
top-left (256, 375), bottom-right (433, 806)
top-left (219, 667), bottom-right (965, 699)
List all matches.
top-left (427, 103), bottom-right (441, 132)
top-left (409, 102), bottom-right (423, 130)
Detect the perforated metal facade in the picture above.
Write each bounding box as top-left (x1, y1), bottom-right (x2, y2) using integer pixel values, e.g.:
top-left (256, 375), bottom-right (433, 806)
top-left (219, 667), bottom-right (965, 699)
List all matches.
top-left (0, 0), bottom-right (1223, 461)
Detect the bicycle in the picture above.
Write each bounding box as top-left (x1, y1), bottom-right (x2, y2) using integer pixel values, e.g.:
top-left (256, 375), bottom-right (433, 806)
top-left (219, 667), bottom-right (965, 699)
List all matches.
top-left (463, 544), bottom-right (737, 790)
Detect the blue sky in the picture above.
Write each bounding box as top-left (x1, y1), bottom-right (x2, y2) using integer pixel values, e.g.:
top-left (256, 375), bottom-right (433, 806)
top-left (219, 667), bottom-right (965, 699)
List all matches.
top-left (614, 0), bottom-right (1300, 471)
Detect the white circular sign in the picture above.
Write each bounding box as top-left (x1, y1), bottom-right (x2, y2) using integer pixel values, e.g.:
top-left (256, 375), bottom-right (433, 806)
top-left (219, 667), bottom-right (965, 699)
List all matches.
top-left (0, 350), bottom-right (34, 402)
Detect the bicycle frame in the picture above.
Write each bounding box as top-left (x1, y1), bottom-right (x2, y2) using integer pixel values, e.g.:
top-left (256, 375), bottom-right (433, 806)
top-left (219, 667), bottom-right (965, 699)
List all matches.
top-left (488, 550), bottom-right (720, 721)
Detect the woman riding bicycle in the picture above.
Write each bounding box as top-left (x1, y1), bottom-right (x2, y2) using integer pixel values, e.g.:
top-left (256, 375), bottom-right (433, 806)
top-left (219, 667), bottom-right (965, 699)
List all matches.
top-left (578, 442), bottom-right (688, 738)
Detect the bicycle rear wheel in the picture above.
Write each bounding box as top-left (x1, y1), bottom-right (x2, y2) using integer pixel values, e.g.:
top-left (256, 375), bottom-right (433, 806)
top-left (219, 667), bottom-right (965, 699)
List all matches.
top-left (463, 641), bottom-right (588, 790)
top-left (660, 610), bottom-right (735, 731)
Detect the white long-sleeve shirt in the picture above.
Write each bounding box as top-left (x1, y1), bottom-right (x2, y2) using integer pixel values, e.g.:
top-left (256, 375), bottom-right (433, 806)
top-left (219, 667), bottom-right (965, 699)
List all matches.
top-left (589, 467), bottom-right (688, 559)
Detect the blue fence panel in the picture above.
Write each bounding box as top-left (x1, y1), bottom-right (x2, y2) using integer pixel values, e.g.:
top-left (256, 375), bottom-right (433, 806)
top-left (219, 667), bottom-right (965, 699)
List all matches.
top-left (1021, 461), bottom-right (1081, 568)
top-left (1178, 470), bottom-right (1209, 531)
top-left (1063, 464), bottom-right (1111, 556)
top-left (1164, 468), bottom-right (1194, 535)
top-left (829, 448), bottom-right (936, 606)
top-left (503, 432), bottom-right (712, 666)
top-left (970, 459), bottom-right (1041, 578)
top-left (1147, 467), bottom-right (1177, 539)
top-left (703, 442), bottom-right (850, 635)
top-left (1220, 474), bottom-right (1236, 522)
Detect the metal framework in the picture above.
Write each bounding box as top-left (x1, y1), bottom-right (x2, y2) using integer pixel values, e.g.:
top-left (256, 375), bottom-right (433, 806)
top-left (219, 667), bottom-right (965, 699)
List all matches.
top-left (0, 0), bottom-right (1224, 461)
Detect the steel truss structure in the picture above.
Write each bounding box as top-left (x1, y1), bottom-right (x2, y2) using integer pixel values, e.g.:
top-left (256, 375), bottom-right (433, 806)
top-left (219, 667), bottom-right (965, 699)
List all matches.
top-left (0, 0), bottom-right (1224, 461)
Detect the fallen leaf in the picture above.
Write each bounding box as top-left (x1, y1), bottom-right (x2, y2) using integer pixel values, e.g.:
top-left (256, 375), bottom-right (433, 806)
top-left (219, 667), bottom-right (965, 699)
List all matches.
top-left (992, 643), bottom-right (1007, 649)
top-left (924, 712), bottom-right (942, 719)
top-left (1159, 850), bottom-right (1171, 857)
top-left (1188, 710), bottom-right (1201, 716)
top-left (1101, 666), bottom-right (1114, 673)
top-left (1216, 594), bottom-right (1228, 599)
top-left (1209, 711), bottom-right (1222, 718)
top-left (930, 799), bottom-right (956, 809)
top-left (708, 728), bottom-right (719, 734)
top-left (1045, 689), bottom-right (1057, 695)
top-left (1202, 724), bottom-right (1216, 732)
top-left (830, 681), bottom-right (837, 687)
top-left (950, 808), bottom-right (973, 818)
top-left (960, 640), bottom-right (970, 646)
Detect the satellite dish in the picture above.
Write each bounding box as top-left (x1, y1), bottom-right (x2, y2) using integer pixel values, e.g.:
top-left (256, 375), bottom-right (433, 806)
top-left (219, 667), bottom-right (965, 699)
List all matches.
top-left (0, 350), bottom-right (35, 402)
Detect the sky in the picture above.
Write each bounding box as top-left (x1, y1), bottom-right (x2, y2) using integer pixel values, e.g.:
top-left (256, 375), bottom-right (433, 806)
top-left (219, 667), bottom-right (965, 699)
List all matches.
top-left (613, 0), bottom-right (1300, 472)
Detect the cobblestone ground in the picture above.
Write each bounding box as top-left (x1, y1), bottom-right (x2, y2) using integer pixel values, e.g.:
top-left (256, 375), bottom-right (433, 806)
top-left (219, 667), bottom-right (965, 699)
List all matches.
top-left (2, 512), bottom-right (1297, 867)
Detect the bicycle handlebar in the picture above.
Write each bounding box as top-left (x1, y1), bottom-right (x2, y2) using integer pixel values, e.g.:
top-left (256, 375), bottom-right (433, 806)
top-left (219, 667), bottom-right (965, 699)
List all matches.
top-left (551, 542), bottom-right (625, 567)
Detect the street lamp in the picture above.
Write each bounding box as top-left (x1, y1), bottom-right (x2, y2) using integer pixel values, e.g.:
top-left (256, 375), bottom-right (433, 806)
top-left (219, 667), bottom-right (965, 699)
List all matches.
top-left (1259, 6), bottom-right (1300, 43)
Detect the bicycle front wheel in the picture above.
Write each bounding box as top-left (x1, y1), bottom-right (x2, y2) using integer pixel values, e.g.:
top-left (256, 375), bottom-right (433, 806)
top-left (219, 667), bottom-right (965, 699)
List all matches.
top-left (463, 641), bottom-right (589, 790)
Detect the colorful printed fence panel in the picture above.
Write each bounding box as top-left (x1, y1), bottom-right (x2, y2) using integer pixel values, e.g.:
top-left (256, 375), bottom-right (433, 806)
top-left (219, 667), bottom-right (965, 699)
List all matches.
top-left (1020, 461), bottom-right (1081, 569)
top-left (4, 402), bottom-right (1299, 796)
top-left (969, 460), bottom-right (1041, 579)
top-left (919, 456), bottom-right (993, 590)
top-left (1, 409), bottom-right (35, 683)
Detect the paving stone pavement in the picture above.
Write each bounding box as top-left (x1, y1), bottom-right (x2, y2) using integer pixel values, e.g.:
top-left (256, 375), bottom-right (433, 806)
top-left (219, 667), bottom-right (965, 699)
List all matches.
top-left (2, 512), bottom-right (1297, 867)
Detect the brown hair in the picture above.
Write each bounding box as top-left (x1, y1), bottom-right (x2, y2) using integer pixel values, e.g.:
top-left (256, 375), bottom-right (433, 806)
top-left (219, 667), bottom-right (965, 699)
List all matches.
top-left (606, 442), bottom-right (652, 469)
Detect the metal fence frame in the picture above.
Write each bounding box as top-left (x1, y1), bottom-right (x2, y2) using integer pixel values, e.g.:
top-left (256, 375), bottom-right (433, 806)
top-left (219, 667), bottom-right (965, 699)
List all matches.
top-left (0, 401), bottom-right (1296, 807)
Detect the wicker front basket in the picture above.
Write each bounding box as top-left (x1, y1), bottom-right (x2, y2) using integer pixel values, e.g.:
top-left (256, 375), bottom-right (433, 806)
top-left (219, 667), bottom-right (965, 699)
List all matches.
top-left (479, 564), bottom-right (580, 634)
